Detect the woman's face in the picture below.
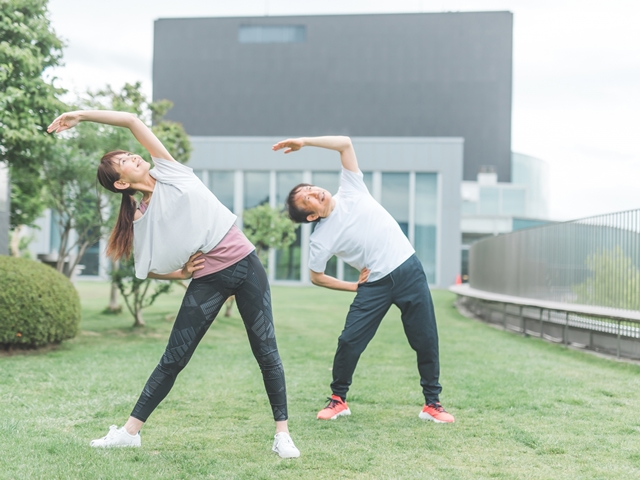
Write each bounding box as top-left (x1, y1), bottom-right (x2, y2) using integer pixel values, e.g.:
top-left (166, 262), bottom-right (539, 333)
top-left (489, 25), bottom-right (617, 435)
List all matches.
top-left (113, 152), bottom-right (150, 184)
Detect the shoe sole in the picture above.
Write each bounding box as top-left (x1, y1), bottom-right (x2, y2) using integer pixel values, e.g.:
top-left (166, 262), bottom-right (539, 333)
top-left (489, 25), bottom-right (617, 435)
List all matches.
top-left (318, 408), bottom-right (351, 420)
top-left (273, 448), bottom-right (301, 459)
top-left (90, 443), bottom-right (141, 448)
top-left (418, 412), bottom-right (454, 423)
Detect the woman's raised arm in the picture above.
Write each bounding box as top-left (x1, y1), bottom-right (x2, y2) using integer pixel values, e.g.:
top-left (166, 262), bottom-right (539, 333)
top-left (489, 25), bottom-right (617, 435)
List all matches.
top-left (47, 110), bottom-right (175, 162)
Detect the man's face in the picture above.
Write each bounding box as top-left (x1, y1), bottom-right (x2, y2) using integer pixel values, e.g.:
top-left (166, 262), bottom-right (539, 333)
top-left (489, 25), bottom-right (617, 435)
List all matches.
top-left (294, 185), bottom-right (334, 222)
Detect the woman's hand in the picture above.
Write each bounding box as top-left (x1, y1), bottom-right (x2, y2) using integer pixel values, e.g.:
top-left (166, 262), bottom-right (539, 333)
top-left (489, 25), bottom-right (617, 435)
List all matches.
top-left (47, 111), bottom-right (82, 134)
top-left (358, 267), bottom-right (370, 285)
top-left (272, 138), bottom-right (305, 154)
top-left (181, 252), bottom-right (205, 279)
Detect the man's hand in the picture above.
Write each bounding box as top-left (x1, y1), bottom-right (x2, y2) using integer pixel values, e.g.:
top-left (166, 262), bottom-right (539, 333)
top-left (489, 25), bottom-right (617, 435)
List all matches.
top-left (272, 138), bottom-right (305, 154)
top-left (181, 252), bottom-right (205, 279)
top-left (358, 267), bottom-right (370, 285)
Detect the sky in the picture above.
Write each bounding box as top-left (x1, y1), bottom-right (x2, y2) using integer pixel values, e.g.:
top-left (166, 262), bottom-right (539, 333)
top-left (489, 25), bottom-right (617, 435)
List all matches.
top-left (46, 0), bottom-right (640, 221)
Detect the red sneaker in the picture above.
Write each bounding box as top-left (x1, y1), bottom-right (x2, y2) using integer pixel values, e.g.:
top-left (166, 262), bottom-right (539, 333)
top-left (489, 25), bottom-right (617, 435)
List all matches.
top-left (419, 402), bottom-right (455, 423)
top-left (317, 394), bottom-right (351, 420)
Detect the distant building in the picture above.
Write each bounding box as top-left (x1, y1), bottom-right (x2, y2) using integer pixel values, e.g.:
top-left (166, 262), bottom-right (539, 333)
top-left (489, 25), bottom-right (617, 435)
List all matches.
top-left (460, 152), bottom-right (552, 280)
top-left (149, 11), bottom-right (515, 287)
top-left (24, 11), bottom-right (537, 287)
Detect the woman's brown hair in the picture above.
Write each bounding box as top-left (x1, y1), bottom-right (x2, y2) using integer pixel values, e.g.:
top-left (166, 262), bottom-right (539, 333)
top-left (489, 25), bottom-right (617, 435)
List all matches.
top-left (97, 150), bottom-right (138, 260)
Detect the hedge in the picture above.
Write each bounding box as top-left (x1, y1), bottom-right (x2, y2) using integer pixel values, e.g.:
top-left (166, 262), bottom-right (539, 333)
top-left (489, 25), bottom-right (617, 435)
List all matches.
top-left (0, 256), bottom-right (81, 348)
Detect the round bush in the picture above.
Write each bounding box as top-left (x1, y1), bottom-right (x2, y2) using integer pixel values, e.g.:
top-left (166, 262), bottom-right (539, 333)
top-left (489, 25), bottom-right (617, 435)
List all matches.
top-left (0, 256), bottom-right (81, 349)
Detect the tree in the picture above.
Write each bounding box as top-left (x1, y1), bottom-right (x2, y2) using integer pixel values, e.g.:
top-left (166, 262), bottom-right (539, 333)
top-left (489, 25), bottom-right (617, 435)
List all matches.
top-left (41, 82), bottom-right (191, 284)
top-left (63, 82), bottom-right (191, 323)
top-left (41, 141), bottom-right (108, 276)
top-left (110, 256), bottom-right (171, 328)
top-left (573, 246), bottom-right (640, 311)
top-left (243, 204), bottom-right (297, 269)
top-left (0, 0), bottom-right (66, 246)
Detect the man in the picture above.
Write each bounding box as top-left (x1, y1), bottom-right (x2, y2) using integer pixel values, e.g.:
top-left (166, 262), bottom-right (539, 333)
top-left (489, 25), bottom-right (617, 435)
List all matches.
top-left (272, 136), bottom-right (454, 423)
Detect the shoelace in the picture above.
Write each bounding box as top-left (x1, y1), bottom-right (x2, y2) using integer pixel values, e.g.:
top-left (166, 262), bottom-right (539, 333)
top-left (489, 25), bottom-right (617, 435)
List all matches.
top-left (324, 397), bottom-right (343, 409)
top-left (101, 425), bottom-right (119, 440)
top-left (426, 403), bottom-right (445, 412)
top-left (276, 433), bottom-right (295, 447)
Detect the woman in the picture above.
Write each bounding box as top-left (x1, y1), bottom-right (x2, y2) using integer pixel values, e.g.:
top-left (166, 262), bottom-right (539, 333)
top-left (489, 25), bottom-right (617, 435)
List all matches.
top-left (47, 110), bottom-right (300, 459)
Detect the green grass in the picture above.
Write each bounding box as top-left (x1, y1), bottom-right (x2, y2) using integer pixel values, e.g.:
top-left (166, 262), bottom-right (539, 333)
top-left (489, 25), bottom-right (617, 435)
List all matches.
top-left (2, 283), bottom-right (640, 479)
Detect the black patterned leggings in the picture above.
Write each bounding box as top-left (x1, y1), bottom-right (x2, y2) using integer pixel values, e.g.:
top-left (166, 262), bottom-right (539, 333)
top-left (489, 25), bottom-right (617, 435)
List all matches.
top-left (130, 251), bottom-right (288, 422)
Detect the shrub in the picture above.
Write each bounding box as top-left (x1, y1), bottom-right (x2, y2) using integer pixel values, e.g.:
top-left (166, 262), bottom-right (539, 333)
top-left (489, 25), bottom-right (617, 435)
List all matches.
top-left (0, 256), bottom-right (81, 349)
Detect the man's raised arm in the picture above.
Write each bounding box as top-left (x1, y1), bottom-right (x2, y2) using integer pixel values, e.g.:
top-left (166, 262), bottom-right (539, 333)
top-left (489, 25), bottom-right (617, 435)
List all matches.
top-left (272, 136), bottom-right (358, 172)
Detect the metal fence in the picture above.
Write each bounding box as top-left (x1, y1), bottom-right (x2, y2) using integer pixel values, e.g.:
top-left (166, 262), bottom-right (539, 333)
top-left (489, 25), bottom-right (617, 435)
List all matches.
top-left (470, 209), bottom-right (640, 312)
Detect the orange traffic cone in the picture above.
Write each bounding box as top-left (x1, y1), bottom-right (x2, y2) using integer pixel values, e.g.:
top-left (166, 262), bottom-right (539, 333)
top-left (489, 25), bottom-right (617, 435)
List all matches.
top-left (455, 274), bottom-right (462, 285)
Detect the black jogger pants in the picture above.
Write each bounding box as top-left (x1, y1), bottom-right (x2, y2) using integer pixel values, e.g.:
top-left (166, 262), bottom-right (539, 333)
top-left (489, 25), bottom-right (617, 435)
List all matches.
top-left (330, 254), bottom-right (442, 404)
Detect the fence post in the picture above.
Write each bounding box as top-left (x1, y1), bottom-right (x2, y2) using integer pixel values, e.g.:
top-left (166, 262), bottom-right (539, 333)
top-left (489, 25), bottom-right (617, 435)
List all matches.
top-left (564, 311), bottom-right (568, 347)
top-left (539, 308), bottom-right (544, 340)
top-left (617, 320), bottom-right (621, 359)
top-left (503, 303), bottom-right (508, 330)
top-left (520, 305), bottom-right (526, 336)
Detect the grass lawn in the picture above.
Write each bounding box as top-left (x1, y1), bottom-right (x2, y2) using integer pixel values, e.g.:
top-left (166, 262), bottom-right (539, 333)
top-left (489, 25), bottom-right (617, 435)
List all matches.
top-left (2, 282), bottom-right (640, 479)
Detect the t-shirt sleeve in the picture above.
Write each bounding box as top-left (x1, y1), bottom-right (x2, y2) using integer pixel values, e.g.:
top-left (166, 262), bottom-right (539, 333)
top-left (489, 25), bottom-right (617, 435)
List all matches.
top-left (151, 157), bottom-right (196, 184)
top-left (308, 240), bottom-right (333, 273)
top-left (338, 167), bottom-right (369, 197)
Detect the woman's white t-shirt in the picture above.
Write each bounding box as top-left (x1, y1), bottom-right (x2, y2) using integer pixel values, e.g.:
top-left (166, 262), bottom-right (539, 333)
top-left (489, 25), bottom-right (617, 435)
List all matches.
top-left (132, 157), bottom-right (237, 279)
top-left (308, 168), bottom-right (415, 283)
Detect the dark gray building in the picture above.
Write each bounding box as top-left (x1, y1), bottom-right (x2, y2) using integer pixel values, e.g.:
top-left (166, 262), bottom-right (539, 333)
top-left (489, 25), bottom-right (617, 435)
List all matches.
top-left (153, 11), bottom-right (513, 181)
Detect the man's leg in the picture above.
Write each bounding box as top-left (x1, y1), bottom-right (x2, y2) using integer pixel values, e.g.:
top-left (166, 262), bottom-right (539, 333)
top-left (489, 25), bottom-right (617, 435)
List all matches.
top-left (391, 255), bottom-right (442, 404)
top-left (330, 278), bottom-right (393, 400)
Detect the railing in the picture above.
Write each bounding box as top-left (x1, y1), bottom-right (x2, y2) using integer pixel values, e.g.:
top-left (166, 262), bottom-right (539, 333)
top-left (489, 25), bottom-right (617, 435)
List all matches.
top-left (469, 209), bottom-right (640, 312)
top-left (454, 209), bottom-right (640, 360)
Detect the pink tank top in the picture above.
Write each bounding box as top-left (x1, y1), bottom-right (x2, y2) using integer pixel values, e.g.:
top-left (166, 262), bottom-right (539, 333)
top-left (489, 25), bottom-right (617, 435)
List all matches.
top-left (139, 201), bottom-right (254, 278)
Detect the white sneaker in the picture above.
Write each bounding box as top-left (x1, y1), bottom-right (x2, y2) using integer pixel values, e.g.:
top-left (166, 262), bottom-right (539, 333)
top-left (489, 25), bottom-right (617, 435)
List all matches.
top-left (272, 432), bottom-right (300, 459)
top-left (90, 425), bottom-right (141, 448)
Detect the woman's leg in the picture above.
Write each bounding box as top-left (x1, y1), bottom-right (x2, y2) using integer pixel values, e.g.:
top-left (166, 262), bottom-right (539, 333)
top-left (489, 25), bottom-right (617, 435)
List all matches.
top-left (233, 252), bottom-right (289, 428)
top-left (129, 276), bottom-right (231, 424)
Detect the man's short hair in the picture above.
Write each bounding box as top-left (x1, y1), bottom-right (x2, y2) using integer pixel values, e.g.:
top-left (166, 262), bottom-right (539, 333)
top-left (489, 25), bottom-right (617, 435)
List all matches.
top-left (286, 183), bottom-right (319, 224)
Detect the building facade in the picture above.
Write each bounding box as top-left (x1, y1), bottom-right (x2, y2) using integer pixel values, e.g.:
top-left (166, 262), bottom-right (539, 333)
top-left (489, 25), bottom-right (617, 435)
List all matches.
top-left (153, 12), bottom-right (513, 182)
top-left (150, 11), bottom-right (514, 286)
top-left (188, 136), bottom-right (462, 288)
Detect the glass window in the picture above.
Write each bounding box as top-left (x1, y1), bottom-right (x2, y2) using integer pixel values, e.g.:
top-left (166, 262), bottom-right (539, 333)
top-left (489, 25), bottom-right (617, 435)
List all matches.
top-left (479, 187), bottom-right (500, 215)
top-left (415, 173), bottom-right (438, 284)
top-left (501, 188), bottom-right (527, 216)
top-left (381, 173), bottom-right (410, 237)
top-left (362, 172), bottom-right (373, 193)
top-left (210, 171), bottom-right (234, 211)
top-left (276, 172), bottom-right (303, 206)
top-left (461, 200), bottom-right (477, 215)
top-left (312, 172), bottom-right (340, 195)
top-left (244, 172), bottom-right (270, 210)
top-left (0, 163), bottom-right (8, 212)
top-left (276, 172), bottom-right (303, 280)
top-left (343, 263), bottom-right (361, 282)
top-left (79, 237), bottom-right (100, 276)
top-left (50, 211), bottom-right (61, 254)
top-left (239, 25), bottom-right (306, 44)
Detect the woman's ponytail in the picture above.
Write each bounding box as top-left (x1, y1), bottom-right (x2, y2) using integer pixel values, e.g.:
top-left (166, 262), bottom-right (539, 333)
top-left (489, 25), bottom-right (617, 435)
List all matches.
top-left (97, 150), bottom-right (138, 260)
top-left (106, 191), bottom-right (137, 259)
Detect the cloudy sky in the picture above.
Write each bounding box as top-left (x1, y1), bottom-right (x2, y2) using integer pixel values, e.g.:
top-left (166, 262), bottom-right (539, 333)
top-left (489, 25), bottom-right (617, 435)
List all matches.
top-left (46, 0), bottom-right (640, 221)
